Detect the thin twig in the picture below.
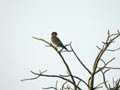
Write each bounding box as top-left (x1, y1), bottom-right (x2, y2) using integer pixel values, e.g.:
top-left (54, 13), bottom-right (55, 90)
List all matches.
top-left (32, 36), bottom-right (78, 90)
top-left (21, 71), bottom-right (78, 88)
top-left (70, 43), bottom-right (92, 75)
top-left (62, 81), bottom-right (68, 90)
top-left (96, 58), bottom-right (115, 73)
top-left (59, 74), bottom-right (89, 87)
top-left (107, 47), bottom-right (120, 51)
top-left (104, 67), bottom-right (120, 70)
top-left (89, 30), bottom-right (120, 90)
top-left (42, 80), bottom-right (58, 90)
top-left (101, 69), bottom-right (110, 90)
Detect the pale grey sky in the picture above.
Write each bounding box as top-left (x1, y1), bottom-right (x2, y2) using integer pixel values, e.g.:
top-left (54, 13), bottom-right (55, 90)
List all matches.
top-left (0, 0), bottom-right (120, 90)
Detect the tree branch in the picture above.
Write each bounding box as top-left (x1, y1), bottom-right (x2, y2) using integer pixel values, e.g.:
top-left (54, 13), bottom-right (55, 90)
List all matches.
top-left (21, 70), bottom-right (81, 90)
top-left (25, 37), bottom-right (79, 90)
top-left (89, 30), bottom-right (120, 90)
top-left (70, 43), bottom-right (92, 75)
top-left (22, 31), bottom-right (120, 90)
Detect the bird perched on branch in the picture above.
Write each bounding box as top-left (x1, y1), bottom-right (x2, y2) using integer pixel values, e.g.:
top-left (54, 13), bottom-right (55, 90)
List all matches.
top-left (51, 32), bottom-right (68, 51)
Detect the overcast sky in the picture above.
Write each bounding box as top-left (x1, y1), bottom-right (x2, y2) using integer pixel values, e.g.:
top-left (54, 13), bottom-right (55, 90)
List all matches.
top-left (0, 0), bottom-right (120, 90)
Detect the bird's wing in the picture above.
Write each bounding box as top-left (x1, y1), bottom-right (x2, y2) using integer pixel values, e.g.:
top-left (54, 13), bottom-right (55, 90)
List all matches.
top-left (55, 37), bottom-right (68, 51)
top-left (52, 37), bottom-right (64, 47)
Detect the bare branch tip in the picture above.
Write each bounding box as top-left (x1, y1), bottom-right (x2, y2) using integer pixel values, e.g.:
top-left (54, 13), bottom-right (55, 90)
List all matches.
top-left (117, 29), bottom-right (120, 33)
top-left (32, 36), bottom-right (36, 39)
top-left (108, 30), bottom-right (110, 35)
top-left (96, 46), bottom-right (102, 50)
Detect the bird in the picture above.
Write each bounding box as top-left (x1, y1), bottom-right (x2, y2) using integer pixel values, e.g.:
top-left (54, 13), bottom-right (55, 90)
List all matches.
top-left (51, 32), bottom-right (68, 51)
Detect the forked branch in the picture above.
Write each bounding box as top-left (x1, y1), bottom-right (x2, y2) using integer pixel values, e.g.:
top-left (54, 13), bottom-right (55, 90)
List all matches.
top-left (89, 30), bottom-right (120, 90)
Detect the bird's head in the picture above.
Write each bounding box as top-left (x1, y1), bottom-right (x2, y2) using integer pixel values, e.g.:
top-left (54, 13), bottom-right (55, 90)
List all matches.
top-left (51, 32), bottom-right (57, 37)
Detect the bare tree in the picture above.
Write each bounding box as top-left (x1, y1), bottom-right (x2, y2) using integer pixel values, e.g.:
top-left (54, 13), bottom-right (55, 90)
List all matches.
top-left (21, 30), bottom-right (120, 90)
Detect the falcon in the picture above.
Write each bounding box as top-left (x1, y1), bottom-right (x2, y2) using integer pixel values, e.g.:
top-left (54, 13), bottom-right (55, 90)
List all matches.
top-left (51, 32), bottom-right (68, 51)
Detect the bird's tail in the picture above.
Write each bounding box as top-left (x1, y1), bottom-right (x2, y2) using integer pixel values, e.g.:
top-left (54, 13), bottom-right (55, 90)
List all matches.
top-left (63, 46), bottom-right (69, 51)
